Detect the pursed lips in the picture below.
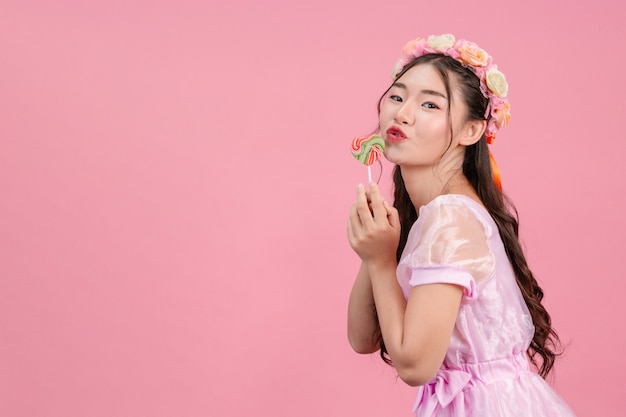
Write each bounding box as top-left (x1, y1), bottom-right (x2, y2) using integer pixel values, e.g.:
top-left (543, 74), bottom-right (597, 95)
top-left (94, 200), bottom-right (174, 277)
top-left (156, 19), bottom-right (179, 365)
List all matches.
top-left (386, 126), bottom-right (407, 143)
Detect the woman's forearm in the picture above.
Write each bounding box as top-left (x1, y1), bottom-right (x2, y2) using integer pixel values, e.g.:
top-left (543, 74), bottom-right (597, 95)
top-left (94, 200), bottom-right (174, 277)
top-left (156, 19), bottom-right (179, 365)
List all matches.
top-left (367, 261), bottom-right (463, 386)
top-left (366, 261), bottom-right (407, 359)
top-left (347, 262), bottom-right (380, 354)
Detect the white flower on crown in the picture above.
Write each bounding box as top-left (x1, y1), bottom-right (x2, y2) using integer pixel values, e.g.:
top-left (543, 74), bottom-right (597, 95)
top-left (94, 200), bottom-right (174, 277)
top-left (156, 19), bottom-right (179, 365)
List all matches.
top-left (391, 60), bottom-right (404, 79)
top-left (426, 34), bottom-right (456, 50)
top-left (486, 68), bottom-right (508, 98)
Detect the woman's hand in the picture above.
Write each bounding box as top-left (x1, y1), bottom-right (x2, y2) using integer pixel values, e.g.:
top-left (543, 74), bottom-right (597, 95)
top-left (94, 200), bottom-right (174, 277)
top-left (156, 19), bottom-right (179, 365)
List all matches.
top-left (347, 183), bottom-right (400, 267)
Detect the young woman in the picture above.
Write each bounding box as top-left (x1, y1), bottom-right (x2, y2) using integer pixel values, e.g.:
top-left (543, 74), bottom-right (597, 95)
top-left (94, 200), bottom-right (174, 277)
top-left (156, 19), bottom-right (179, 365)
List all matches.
top-left (347, 35), bottom-right (576, 416)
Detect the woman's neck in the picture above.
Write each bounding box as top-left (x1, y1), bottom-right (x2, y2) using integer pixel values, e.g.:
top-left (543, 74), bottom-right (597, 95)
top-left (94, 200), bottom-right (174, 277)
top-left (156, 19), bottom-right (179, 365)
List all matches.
top-left (401, 160), bottom-right (477, 211)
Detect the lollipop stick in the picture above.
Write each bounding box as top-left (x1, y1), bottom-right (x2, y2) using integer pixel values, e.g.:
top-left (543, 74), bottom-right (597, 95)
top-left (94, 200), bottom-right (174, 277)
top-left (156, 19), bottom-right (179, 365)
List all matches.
top-left (367, 166), bottom-right (372, 184)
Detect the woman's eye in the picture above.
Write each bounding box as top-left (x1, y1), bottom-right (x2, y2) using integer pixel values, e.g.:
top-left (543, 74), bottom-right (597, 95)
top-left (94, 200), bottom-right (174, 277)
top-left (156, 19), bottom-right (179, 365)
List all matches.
top-left (422, 102), bottom-right (439, 109)
top-left (389, 95), bottom-right (403, 102)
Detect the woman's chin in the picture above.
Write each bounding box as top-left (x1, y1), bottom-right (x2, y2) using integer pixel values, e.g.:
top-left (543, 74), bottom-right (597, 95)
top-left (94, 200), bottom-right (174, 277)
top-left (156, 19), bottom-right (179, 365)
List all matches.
top-left (383, 149), bottom-right (402, 165)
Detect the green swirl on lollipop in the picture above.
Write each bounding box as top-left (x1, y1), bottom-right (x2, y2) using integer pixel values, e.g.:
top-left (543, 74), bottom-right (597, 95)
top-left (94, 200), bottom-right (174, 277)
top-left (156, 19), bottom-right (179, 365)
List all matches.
top-left (351, 134), bottom-right (385, 166)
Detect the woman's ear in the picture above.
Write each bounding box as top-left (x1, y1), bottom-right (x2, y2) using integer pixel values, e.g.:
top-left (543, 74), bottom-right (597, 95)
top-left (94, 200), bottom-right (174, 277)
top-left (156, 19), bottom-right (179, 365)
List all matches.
top-left (459, 119), bottom-right (486, 146)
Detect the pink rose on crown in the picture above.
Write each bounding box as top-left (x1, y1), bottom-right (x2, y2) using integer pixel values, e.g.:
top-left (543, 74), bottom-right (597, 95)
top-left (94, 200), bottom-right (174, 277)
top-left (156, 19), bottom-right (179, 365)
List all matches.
top-left (391, 57), bottom-right (412, 79)
top-left (486, 118), bottom-right (498, 143)
top-left (473, 66), bottom-right (488, 83)
top-left (494, 102), bottom-right (511, 129)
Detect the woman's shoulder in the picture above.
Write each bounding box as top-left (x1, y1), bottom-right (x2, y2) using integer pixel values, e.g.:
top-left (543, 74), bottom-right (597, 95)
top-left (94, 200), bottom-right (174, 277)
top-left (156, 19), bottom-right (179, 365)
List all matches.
top-left (402, 193), bottom-right (497, 284)
top-left (421, 193), bottom-right (484, 210)
top-left (404, 194), bottom-right (497, 254)
top-left (418, 194), bottom-right (494, 234)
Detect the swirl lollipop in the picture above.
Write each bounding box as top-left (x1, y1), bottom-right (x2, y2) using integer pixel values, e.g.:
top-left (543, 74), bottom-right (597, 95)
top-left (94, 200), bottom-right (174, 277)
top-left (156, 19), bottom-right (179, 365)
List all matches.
top-left (351, 134), bottom-right (385, 183)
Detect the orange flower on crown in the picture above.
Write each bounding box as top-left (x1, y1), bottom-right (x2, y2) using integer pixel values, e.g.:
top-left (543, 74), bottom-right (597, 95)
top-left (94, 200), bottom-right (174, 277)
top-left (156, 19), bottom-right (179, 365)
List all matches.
top-left (401, 38), bottom-right (423, 55)
top-left (459, 43), bottom-right (489, 67)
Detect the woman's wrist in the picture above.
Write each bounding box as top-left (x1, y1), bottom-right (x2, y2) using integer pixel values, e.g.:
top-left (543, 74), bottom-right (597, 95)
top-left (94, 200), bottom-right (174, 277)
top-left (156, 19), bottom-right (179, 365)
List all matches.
top-left (365, 258), bottom-right (397, 279)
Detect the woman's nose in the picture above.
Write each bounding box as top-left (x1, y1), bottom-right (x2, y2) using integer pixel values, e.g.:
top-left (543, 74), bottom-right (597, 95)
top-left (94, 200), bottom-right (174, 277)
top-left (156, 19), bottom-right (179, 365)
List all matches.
top-left (394, 102), bottom-right (414, 125)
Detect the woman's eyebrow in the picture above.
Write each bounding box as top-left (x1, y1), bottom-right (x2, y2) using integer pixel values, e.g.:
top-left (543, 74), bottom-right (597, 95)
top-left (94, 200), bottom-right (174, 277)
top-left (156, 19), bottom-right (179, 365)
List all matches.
top-left (391, 82), bottom-right (447, 99)
top-left (421, 89), bottom-right (447, 99)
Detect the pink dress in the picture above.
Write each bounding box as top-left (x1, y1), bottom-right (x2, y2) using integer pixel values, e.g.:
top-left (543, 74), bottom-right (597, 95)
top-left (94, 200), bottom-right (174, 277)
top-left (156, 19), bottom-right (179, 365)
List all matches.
top-left (396, 195), bottom-right (576, 417)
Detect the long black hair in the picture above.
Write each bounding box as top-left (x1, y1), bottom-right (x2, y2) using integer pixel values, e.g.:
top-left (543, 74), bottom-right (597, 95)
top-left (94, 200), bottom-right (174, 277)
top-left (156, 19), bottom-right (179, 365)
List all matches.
top-left (373, 54), bottom-right (561, 378)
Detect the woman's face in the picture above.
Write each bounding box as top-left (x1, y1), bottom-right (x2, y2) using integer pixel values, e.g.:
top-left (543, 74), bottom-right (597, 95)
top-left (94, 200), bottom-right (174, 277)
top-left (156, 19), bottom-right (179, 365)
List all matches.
top-left (379, 63), bottom-right (469, 169)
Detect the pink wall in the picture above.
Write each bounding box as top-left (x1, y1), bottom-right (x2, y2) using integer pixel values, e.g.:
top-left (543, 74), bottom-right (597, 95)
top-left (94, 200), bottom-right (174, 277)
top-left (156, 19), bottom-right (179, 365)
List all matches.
top-left (1, 0), bottom-right (623, 415)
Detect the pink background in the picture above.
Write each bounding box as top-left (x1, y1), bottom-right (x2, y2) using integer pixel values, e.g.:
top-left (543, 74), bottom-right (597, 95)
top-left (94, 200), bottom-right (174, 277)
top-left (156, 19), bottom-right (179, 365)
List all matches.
top-left (1, 1), bottom-right (623, 415)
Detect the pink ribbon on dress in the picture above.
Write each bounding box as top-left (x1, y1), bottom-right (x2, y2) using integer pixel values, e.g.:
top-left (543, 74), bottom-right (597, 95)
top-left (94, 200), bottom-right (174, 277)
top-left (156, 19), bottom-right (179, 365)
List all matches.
top-left (412, 369), bottom-right (472, 417)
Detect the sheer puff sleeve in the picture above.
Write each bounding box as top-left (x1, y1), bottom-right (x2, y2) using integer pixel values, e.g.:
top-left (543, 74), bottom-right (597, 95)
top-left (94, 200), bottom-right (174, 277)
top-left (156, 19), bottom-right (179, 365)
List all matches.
top-left (401, 196), bottom-right (495, 300)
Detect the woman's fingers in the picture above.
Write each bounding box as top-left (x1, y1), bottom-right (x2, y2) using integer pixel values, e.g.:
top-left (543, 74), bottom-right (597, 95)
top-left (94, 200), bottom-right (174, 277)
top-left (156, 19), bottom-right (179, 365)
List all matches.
top-left (355, 184), bottom-right (375, 229)
top-left (383, 200), bottom-right (401, 230)
top-left (348, 183), bottom-right (401, 262)
top-left (347, 211), bottom-right (355, 243)
top-left (369, 183), bottom-right (389, 225)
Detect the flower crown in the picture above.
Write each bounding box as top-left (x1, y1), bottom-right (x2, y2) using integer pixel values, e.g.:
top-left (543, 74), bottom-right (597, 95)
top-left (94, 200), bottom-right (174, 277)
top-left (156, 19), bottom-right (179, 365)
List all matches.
top-left (392, 34), bottom-right (511, 144)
